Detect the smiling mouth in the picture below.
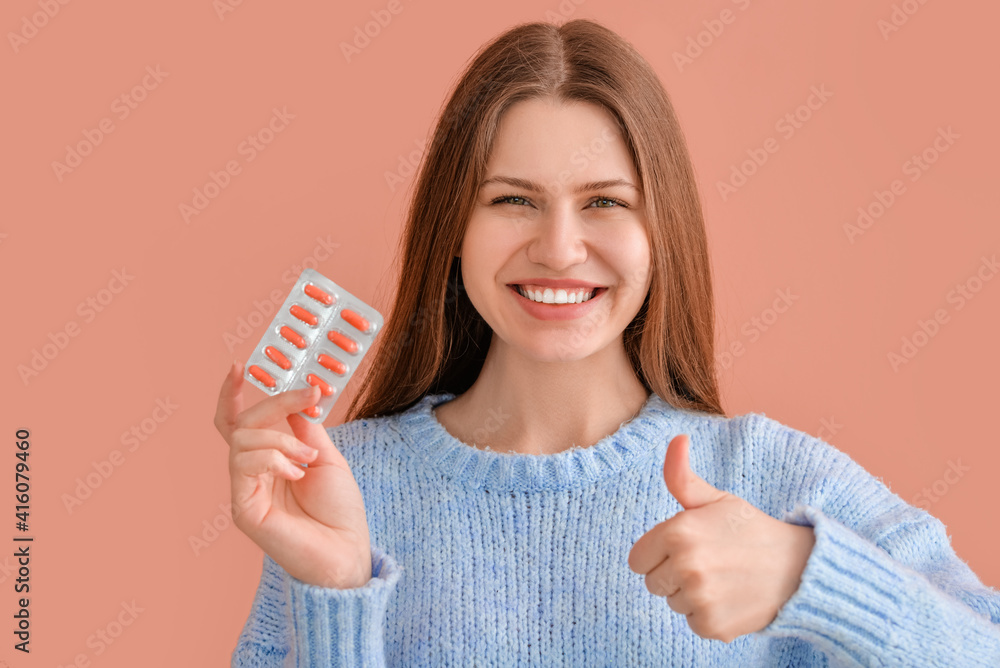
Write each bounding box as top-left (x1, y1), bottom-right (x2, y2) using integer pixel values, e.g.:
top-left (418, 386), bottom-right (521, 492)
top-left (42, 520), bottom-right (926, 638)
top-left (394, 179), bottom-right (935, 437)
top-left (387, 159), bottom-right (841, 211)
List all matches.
top-left (510, 284), bottom-right (607, 304)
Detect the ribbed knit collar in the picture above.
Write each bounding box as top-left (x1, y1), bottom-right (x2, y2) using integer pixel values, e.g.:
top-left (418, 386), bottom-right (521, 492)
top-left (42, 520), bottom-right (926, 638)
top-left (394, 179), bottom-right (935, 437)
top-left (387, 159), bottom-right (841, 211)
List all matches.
top-left (392, 391), bottom-right (690, 493)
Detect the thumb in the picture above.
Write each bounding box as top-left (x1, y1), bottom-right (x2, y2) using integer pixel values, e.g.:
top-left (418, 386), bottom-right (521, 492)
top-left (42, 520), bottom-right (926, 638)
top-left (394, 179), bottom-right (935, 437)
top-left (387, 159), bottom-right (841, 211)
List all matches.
top-left (663, 434), bottom-right (728, 510)
top-left (287, 410), bottom-right (342, 468)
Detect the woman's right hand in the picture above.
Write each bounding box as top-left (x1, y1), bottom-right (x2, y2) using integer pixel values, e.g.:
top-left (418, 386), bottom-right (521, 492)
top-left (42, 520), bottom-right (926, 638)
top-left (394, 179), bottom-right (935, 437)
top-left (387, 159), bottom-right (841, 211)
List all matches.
top-left (214, 361), bottom-right (373, 589)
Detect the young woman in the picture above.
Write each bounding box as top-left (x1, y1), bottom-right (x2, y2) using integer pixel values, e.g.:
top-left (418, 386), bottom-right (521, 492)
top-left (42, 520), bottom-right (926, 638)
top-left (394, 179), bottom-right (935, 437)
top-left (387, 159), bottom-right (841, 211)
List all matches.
top-left (217, 19), bottom-right (1000, 667)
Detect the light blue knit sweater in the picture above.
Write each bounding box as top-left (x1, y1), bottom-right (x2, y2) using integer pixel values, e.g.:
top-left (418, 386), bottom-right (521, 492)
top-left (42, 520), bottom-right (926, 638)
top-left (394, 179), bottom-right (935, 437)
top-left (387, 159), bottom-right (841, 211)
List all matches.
top-left (231, 392), bottom-right (1000, 666)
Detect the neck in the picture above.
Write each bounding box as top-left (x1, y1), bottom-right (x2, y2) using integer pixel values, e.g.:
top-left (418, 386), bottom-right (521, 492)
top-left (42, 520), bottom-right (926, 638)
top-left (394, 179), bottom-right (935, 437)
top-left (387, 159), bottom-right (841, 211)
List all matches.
top-left (437, 335), bottom-right (650, 455)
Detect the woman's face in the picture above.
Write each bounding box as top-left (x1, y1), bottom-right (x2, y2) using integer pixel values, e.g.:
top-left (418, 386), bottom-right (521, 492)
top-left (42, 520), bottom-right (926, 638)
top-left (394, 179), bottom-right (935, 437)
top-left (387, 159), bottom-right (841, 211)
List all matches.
top-left (460, 97), bottom-right (652, 363)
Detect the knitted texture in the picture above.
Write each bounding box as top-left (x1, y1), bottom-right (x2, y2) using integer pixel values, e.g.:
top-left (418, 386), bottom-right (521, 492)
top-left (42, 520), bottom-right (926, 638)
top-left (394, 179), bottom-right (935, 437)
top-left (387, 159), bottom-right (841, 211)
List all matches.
top-left (231, 392), bottom-right (1000, 667)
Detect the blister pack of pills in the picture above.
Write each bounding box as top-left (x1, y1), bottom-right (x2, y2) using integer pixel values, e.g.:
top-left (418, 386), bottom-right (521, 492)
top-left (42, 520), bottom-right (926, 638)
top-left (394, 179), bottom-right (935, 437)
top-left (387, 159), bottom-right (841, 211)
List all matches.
top-left (243, 268), bottom-right (383, 423)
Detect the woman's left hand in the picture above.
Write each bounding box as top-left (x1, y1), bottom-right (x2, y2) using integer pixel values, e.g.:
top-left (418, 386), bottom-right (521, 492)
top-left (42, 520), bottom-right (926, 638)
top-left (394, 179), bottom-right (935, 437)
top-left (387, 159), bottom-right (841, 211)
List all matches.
top-left (628, 434), bottom-right (817, 644)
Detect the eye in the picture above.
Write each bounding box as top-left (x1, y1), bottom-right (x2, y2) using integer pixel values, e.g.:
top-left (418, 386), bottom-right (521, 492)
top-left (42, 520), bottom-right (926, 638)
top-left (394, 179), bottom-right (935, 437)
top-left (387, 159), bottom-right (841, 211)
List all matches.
top-left (489, 194), bottom-right (629, 209)
top-left (591, 196), bottom-right (628, 208)
top-left (490, 194), bottom-right (530, 206)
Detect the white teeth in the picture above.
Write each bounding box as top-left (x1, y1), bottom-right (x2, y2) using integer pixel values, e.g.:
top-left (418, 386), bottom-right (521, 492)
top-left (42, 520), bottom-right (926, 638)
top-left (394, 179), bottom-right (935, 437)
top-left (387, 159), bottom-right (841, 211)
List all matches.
top-left (517, 285), bottom-right (596, 304)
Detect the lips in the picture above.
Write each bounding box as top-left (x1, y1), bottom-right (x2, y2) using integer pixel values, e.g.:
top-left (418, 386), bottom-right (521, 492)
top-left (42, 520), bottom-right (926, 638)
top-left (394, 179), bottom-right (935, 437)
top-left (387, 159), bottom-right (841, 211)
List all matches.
top-left (510, 284), bottom-right (607, 303)
top-left (506, 279), bottom-right (606, 289)
top-left (508, 283), bottom-right (607, 319)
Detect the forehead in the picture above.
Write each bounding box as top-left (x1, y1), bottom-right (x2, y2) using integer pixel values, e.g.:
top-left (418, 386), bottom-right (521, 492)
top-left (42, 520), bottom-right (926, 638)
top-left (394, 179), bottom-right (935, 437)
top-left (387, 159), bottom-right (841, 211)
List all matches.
top-left (483, 97), bottom-right (638, 194)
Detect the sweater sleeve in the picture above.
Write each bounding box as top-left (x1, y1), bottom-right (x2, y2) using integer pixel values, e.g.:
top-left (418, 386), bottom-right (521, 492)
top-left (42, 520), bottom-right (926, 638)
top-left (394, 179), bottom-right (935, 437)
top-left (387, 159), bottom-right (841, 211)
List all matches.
top-left (231, 545), bottom-right (403, 667)
top-left (753, 416), bottom-right (1000, 667)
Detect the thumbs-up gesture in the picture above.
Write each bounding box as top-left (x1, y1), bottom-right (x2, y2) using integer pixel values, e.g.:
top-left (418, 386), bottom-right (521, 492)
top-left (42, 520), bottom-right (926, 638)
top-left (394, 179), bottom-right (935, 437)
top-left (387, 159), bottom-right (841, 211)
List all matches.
top-left (627, 434), bottom-right (816, 643)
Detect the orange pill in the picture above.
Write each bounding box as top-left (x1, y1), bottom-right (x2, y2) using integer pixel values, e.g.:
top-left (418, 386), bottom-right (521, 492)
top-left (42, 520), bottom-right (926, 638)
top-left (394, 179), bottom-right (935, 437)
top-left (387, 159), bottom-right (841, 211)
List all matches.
top-left (303, 405), bottom-right (321, 418)
top-left (304, 284), bottom-right (333, 306)
top-left (280, 325), bottom-right (307, 349)
top-left (248, 365), bottom-right (276, 388)
top-left (341, 309), bottom-right (370, 333)
top-left (264, 345), bottom-right (292, 370)
top-left (327, 330), bottom-right (358, 354)
top-left (317, 353), bottom-right (346, 375)
top-left (306, 374), bottom-right (334, 396)
top-left (290, 305), bottom-right (318, 327)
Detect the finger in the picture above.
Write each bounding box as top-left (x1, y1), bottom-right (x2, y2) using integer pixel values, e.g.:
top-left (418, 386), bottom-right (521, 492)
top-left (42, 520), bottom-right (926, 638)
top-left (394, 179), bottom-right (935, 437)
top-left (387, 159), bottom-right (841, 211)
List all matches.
top-left (645, 561), bottom-right (681, 598)
top-left (287, 413), bottom-right (348, 468)
top-left (231, 448), bottom-right (307, 484)
top-left (229, 427), bottom-right (320, 465)
top-left (234, 385), bottom-right (322, 431)
top-left (628, 521), bottom-right (678, 574)
top-left (664, 434), bottom-right (728, 510)
top-left (214, 360), bottom-right (246, 439)
top-left (646, 562), bottom-right (693, 615)
top-left (665, 590), bottom-right (694, 617)
top-left (229, 449), bottom-right (306, 528)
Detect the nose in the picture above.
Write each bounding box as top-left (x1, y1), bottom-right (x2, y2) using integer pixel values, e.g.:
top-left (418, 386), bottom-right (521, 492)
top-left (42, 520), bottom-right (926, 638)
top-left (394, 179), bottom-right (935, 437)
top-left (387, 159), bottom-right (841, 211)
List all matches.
top-left (524, 200), bottom-right (589, 271)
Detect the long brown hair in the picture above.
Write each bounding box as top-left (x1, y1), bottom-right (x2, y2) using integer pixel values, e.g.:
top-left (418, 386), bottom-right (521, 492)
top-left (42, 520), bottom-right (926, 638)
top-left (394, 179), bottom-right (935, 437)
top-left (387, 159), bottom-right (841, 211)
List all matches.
top-left (345, 18), bottom-right (724, 421)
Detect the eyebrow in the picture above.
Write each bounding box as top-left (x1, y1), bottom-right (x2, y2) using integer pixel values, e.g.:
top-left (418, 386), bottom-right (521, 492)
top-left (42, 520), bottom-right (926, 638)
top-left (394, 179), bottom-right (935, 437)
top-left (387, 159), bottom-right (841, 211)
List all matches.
top-left (479, 175), bottom-right (641, 195)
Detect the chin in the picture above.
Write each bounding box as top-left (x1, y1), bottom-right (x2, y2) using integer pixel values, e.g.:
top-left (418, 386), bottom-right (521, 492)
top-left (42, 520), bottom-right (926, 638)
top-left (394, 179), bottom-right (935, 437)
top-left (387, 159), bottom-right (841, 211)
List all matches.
top-left (509, 336), bottom-right (603, 364)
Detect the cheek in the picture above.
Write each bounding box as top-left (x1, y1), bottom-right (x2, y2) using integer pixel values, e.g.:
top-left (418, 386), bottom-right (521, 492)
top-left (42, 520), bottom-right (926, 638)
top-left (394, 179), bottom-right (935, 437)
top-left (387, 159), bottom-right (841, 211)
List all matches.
top-left (600, 229), bottom-right (652, 295)
top-left (459, 221), bottom-right (514, 298)
top-left (636, 246), bottom-right (653, 293)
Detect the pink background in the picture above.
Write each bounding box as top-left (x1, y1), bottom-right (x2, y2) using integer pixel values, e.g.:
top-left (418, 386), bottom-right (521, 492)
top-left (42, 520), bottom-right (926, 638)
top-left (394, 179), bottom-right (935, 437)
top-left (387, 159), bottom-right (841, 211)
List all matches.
top-left (2, 0), bottom-right (998, 664)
